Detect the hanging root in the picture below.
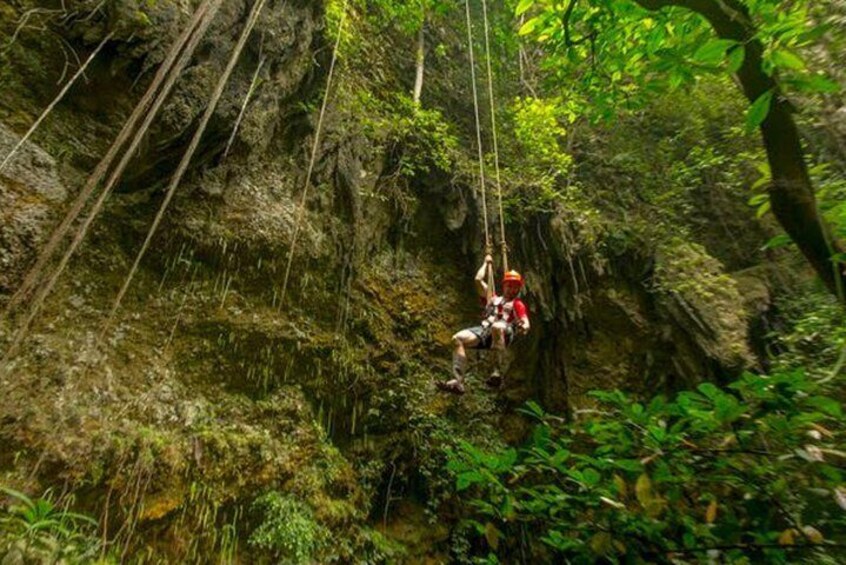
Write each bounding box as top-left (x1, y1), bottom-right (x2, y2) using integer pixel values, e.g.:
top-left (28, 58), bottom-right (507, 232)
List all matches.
top-left (223, 55), bottom-right (266, 159)
top-left (5, 0), bottom-right (218, 316)
top-left (279, 0), bottom-right (350, 308)
top-left (0, 0), bottom-right (222, 369)
top-left (103, 0), bottom-right (269, 335)
top-left (0, 31), bottom-right (114, 174)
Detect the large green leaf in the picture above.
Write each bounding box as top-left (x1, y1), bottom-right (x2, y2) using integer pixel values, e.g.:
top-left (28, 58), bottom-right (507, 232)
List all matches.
top-left (772, 49), bottom-right (805, 71)
top-left (790, 75), bottom-right (840, 94)
top-left (519, 16), bottom-right (541, 36)
top-left (746, 89), bottom-right (774, 131)
top-left (692, 39), bottom-right (739, 65)
top-left (727, 45), bottom-right (745, 73)
top-left (516, 0), bottom-right (534, 16)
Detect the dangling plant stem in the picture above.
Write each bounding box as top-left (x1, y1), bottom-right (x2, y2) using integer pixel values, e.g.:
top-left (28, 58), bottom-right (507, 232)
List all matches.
top-left (223, 55), bottom-right (266, 160)
top-left (1, 0), bottom-right (221, 369)
top-left (5, 0), bottom-right (217, 315)
top-left (0, 31), bottom-right (114, 174)
top-left (103, 0), bottom-right (268, 334)
top-left (278, 0), bottom-right (349, 309)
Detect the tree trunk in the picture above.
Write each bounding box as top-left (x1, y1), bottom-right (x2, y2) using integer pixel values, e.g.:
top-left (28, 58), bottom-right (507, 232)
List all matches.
top-left (634, 0), bottom-right (845, 300)
top-left (413, 23), bottom-right (425, 105)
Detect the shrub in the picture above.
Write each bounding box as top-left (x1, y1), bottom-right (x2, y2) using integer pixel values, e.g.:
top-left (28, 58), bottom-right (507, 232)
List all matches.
top-left (448, 370), bottom-right (846, 562)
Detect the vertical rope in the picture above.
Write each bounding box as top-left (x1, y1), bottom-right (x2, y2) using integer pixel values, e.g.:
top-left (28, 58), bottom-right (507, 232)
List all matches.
top-left (278, 0), bottom-right (349, 308)
top-left (480, 0), bottom-right (509, 272)
top-left (464, 0), bottom-right (491, 252)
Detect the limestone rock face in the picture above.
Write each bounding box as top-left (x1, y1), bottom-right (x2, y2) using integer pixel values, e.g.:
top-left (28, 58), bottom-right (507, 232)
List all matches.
top-left (0, 124), bottom-right (68, 293)
top-left (0, 0), bottom-right (778, 561)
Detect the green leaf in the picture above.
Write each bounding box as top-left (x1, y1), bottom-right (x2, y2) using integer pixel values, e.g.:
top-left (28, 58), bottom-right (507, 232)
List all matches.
top-left (727, 45), bottom-right (745, 73)
top-left (615, 459), bottom-right (644, 473)
top-left (484, 522), bottom-right (502, 549)
top-left (772, 50), bottom-right (805, 71)
top-left (763, 233), bottom-right (793, 250)
top-left (693, 39), bottom-right (739, 65)
top-left (746, 89), bottom-right (774, 131)
top-left (582, 468), bottom-right (601, 486)
top-left (519, 16), bottom-right (541, 36)
top-left (457, 471), bottom-right (483, 491)
top-left (791, 75), bottom-right (840, 94)
top-left (748, 193), bottom-right (769, 206)
top-left (808, 396), bottom-right (842, 418)
top-left (515, 0), bottom-right (534, 16)
top-left (635, 474), bottom-right (653, 506)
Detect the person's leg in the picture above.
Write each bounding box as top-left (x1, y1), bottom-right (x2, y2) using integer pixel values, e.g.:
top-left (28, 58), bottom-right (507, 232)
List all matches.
top-left (451, 329), bottom-right (479, 384)
top-left (487, 322), bottom-right (509, 388)
top-left (491, 321), bottom-right (507, 351)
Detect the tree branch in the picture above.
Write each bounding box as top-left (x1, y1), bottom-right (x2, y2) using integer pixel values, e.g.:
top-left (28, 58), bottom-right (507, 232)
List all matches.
top-left (632, 0), bottom-right (846, 300)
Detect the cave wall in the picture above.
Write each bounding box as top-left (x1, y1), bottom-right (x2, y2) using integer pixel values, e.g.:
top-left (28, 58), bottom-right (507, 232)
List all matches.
top-left (0, 0), bottom-right (774, 560)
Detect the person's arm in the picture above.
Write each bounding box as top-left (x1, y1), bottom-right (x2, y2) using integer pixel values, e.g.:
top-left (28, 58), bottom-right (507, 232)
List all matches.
top-left (514, 299), bottom-right (530, 334)
top-left (474, 254), bottom-right (494, 300)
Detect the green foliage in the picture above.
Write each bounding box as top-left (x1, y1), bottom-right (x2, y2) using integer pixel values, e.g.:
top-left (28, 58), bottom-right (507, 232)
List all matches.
top-left (362, 0), bottom-right (453, 34)
top-left (653, 239), bottom-right (736, 301)
top-left (0, 486), bottom-right (107, 564)
top-left (750, 161), bottom-right (846, 257)
top-left (448, 370), bottom-right (846, 562)
top-left (515, 0), bottom-right (839, 124)
top-left (770, 289), bottom-right (846, 376)
top-left (503, 96), bottom-right (574, 212)
top-left (248, 492), bottom-right (326, 564)
top-left (360, 92), bottom-right (460, 178)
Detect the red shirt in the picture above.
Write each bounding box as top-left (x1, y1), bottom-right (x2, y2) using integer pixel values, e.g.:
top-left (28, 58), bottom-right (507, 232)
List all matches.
top-left (480, 294), bottom-right (529, 326)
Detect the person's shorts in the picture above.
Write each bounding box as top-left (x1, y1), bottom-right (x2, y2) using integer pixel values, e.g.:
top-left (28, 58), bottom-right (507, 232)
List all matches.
top-left (465, 325), bottom-right (514, 350)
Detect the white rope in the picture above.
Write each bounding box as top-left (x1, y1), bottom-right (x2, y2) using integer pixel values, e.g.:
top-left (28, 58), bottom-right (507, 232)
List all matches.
top-left (464, 0), bottom-right (491, 252)
top-left (480, 0), bottom-right (509, 272)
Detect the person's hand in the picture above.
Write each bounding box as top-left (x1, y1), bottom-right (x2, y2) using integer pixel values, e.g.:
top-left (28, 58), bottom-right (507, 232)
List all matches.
top-left (484, 254), bottom-right (493, 264)
top-left (517, 321), bottom-right (529, 335)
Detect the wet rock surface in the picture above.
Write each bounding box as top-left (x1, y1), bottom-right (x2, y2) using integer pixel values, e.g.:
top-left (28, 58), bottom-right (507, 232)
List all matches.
top-left (0, 0), bottom-right (776, 561)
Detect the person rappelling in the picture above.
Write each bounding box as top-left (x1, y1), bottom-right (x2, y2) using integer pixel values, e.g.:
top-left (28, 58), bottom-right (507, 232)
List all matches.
top-left (437, 252), bottom-right (530, 395)
top-left (434, 0), bottom-right (529, 396)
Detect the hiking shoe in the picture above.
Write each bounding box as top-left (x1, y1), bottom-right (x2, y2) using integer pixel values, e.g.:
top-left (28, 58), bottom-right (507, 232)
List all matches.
top-left (436, 379), bottom-right (465, 395)
top-left (486, 372), bottom-right (502, 389)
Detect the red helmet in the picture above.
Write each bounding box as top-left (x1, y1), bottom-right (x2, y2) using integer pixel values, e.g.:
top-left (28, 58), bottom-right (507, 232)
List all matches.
top-left (502, 270), bottom-right (524, 288)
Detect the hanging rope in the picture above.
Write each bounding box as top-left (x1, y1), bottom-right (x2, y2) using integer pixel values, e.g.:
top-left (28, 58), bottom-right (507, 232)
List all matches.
top-left (278, 0), bottom-right (349, 308)
top-left (463, 0), bottom-right (491, 255)
top-left (480, 0), bottom-right (509, 273)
